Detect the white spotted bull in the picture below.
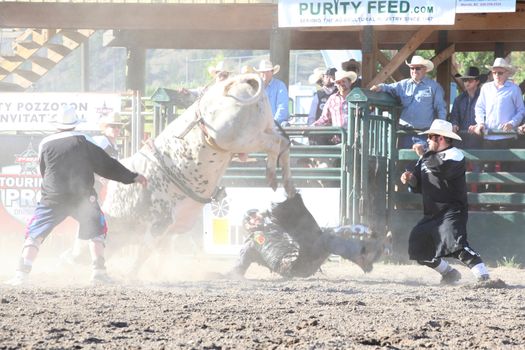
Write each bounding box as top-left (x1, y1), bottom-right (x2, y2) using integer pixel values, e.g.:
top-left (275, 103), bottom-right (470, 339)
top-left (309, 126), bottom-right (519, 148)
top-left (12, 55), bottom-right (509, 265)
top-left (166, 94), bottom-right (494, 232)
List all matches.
top-left (101, 73), bottom-right (295, 272)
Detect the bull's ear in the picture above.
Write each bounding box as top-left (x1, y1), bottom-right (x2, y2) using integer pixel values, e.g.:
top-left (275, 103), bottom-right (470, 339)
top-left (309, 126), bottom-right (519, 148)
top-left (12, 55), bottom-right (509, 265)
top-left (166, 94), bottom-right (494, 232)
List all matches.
top-left (245, 77), bottom-right (260, 91)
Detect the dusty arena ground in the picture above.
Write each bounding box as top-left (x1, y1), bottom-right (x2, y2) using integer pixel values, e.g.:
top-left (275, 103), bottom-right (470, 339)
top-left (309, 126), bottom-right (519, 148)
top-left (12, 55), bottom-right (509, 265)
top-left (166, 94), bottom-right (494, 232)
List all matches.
top-left (1, 237), bottom-right (524, 350)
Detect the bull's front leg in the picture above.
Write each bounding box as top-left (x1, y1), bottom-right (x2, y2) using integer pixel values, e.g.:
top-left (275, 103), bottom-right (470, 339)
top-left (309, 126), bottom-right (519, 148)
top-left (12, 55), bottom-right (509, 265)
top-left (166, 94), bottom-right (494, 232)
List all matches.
top-left (276, 135), bottom-right (295, 197)
top-left (129, 199), bottom-right (203, 277)
top-left (126, 218), bottom-right (171, 277)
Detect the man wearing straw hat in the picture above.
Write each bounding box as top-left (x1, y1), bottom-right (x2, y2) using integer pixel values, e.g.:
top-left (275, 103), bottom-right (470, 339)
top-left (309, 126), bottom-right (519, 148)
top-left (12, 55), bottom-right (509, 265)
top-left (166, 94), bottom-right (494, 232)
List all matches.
top-left (341, 58), bottom-right (362, 88)
top-left (5, 106), bottom-right (147, 286)
top-left (310, 70), bottom-right (357, 146)
top-left (178, 61), bottom-right (233, 102)
top-left (208, 61), bottom-right (233, 83)
top-left (400, 120), bottom-right (490, 285)
top-left (312, 69), bottom-right (357, 129)
top-left (307, 67), bottom-right (337, 125)
top-left (254, 59), bottom-right (289, 126)
top-left (474, 58), bottom-right (525, 192)
top-left (371, 55), bottom-right (447, 156)
top-left (474, 57), bottom-right (525, 148)
top-left (93, 112), bottom-right (127, 159)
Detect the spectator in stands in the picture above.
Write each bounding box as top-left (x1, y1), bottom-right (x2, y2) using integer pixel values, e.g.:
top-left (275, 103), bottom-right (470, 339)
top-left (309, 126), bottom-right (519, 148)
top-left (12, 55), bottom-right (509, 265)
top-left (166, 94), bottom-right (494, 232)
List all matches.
top-left (241, 65), bottom-right (255, 74)
top-left (208, 61), bottom-right (233, 83)
top-left (307, 67), bottom-right (337, 125)
top-left (474, 58), bottom-right (525, 148)
top-left (93, 112), bottom-right (126, 159)
top-left (474, 58), bottom-right (525, 192)
top-left (311, 70), bottom-right (357, 144)
top-left (400, 119), bottom-right (490, 285)
top-left (474, 58), bottom-right (524, 143)
top-left (450, 67), bottom-right (484, 149)
top-left (254, 59), bottom-right (290, 127)
top-left (370, 55), bottom-right (447, 157)
top-left (341, 58), bottom-right (362, 88)
top-left (178, 61), bottom-right (233, 102)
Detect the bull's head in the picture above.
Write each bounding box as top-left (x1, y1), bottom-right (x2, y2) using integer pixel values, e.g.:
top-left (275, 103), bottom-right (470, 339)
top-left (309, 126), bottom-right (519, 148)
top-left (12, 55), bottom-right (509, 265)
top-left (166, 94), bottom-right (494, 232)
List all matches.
top-left (331, 225), bottom-right (393, 273)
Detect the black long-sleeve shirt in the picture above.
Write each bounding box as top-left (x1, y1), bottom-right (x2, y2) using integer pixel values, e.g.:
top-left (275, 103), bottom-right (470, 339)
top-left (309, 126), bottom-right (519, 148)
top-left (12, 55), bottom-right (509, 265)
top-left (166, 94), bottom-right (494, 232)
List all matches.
top-left (410, 146), bottom-right (468, 216)
top-left (38, 131), bottom-right (137, 206)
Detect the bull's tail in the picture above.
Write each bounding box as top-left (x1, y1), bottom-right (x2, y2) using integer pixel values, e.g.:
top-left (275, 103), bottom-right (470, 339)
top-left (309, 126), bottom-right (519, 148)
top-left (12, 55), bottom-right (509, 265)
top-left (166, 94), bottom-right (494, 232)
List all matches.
top-left (269, 193), bottom-right (322, 238)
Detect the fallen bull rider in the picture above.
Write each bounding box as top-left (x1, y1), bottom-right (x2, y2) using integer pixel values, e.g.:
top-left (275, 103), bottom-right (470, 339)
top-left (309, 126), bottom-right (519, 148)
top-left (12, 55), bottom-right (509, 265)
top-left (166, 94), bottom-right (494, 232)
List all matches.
top-left (224, 193), bottom-right (390, 279)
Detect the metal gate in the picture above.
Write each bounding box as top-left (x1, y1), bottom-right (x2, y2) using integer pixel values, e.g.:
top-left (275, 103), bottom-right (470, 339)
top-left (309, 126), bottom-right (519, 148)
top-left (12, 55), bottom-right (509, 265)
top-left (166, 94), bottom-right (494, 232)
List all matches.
top-left (345, 88), bottom-right (400, 231)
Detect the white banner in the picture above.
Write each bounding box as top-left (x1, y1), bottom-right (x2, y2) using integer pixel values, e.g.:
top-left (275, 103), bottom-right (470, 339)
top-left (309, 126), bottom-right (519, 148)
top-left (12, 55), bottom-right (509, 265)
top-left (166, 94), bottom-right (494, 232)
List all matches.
top-left (0, 165), bottom-right (42, 224)
top-left (456, 0), bottom-right (516, 13)
top-left (0, 92), bottom-right (121, 131)
top-left (202, 187), bottom-right (341, 255)
top-left (278, 0), bottom-right (457, 27)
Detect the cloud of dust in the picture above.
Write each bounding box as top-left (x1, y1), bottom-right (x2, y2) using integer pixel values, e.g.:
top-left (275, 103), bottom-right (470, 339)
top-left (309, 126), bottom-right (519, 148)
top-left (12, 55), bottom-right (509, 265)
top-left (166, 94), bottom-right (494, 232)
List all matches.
top-left (0, 229), bottom-right (241, 287)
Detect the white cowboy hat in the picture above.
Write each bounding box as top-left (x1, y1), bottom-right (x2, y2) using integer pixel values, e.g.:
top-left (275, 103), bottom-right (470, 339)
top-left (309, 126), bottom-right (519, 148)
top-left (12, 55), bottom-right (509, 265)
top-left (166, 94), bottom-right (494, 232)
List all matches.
top-left (54, 106), bottom-right (80, 130)
top-left (308, 67), bottom-right (326, 85)
top-left (406, 55), bottom-right (434, 72)
top-left (241, 65), bottom-right (255, 74)
top-left (485, 57), bottom-right (516, 74)
top-left (99, 112), bottom-right (126, 128)
top-left (208, 61), bottom-right (233, 76)
top-left (419, 119), bottom-right (462, 141)
top-left (253, 59), bottom-right (280, 74)
top-left (334, 70), bottom-right (357, 84)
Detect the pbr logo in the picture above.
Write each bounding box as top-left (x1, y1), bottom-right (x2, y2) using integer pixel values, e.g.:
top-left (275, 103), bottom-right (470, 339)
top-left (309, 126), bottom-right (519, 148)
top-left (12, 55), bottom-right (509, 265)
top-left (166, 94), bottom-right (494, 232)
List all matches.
top-left (0, 142), bottom-right (42, 224)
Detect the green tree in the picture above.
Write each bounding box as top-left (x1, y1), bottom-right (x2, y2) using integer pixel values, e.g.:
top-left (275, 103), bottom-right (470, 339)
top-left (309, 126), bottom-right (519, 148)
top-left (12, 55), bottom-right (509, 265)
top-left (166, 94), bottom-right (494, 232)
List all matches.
top-left (454, 52), bottom-right (493, 76)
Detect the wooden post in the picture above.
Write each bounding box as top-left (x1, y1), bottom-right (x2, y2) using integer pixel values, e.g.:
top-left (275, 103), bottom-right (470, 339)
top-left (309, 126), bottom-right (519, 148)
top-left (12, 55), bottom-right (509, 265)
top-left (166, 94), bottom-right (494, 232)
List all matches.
top-left (436, 31), bottom-right (451, 110)
top-left (80, 41), bottom-right (89, 92)
top-left (270, 27), bottom-right (290, 87)
top-left (361, 26), bottom-right (376, 88)
top-left (125, 47), bottom-right (146, 95)
top-left (495, 42), bottom-right (505, 58)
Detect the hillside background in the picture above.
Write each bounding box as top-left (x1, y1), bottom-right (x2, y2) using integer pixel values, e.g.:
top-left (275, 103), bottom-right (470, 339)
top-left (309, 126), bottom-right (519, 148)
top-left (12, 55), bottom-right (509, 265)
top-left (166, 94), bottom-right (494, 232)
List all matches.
top-left (31, 31), bottom-right (325, 96)
top-left (26, 31), bottom-right (525, 96)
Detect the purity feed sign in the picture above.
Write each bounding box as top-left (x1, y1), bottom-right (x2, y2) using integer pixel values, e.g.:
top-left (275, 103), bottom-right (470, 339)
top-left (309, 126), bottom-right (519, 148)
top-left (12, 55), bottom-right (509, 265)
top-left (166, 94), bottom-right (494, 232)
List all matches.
top-left (278, 0), bottom-right (457, 27)
top-left (0, 92), bottom-right (121, 131)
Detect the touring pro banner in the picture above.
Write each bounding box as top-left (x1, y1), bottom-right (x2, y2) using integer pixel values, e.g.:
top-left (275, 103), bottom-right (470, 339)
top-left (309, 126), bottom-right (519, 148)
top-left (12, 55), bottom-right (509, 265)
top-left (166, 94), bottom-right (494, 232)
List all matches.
top-left (278, 0), bottom-right (456, 27)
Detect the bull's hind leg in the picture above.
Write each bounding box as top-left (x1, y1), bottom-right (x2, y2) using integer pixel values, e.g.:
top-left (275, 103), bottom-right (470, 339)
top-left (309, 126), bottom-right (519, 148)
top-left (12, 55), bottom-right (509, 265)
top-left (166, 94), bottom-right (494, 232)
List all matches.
top-left (276, 134), bottom-right (295, 197)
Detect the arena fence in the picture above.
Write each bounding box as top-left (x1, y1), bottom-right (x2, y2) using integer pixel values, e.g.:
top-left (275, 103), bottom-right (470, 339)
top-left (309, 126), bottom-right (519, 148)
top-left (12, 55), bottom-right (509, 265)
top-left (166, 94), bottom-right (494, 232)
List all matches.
top-left (127, 88), bottom-right (525, 264)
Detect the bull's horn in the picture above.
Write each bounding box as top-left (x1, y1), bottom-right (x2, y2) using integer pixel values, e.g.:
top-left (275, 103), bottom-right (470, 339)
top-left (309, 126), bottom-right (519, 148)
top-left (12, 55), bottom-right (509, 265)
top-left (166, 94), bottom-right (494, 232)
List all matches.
top-left (225, 73), bottom-right (263, 105)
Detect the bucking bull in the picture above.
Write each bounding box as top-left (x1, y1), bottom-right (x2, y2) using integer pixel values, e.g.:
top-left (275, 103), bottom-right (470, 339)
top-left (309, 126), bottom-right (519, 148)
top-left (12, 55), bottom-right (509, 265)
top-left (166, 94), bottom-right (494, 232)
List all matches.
top-left (100, 73), bottom-right (294, 273)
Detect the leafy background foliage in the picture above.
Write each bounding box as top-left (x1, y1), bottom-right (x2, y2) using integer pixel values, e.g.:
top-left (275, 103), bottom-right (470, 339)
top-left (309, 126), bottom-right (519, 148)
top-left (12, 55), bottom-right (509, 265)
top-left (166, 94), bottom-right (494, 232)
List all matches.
top-left (30, 32), bottom-right (525, 96)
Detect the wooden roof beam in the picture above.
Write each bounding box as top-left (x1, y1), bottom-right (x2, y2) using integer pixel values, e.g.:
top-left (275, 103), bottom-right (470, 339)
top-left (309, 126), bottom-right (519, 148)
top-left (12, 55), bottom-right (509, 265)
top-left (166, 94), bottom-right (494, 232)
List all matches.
top-left (367, 26), bottom-right (435, 88)
top-left (431, 44), bottom-right (455, 68)
top-left (376, 49), bottom-right (405, 82)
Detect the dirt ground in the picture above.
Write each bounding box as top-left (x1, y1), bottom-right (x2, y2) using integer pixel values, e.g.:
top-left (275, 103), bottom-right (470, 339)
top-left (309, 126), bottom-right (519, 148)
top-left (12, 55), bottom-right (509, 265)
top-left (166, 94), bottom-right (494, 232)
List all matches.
top-left (1, 239), bottom-right (524, 350)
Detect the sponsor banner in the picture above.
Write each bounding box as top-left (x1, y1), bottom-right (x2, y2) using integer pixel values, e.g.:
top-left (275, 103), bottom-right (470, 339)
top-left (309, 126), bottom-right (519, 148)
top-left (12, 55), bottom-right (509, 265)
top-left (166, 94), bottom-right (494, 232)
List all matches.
top-left (456, 0), bottom-right (516, 13)
top-left (202, 187), bottom-right (340, 255)
top-left (278, 0), bottom-right (456, 27)
top-left (0, 92), bottom-right (121, 131)
top-left (0, 171), bottom-right (42, 225)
